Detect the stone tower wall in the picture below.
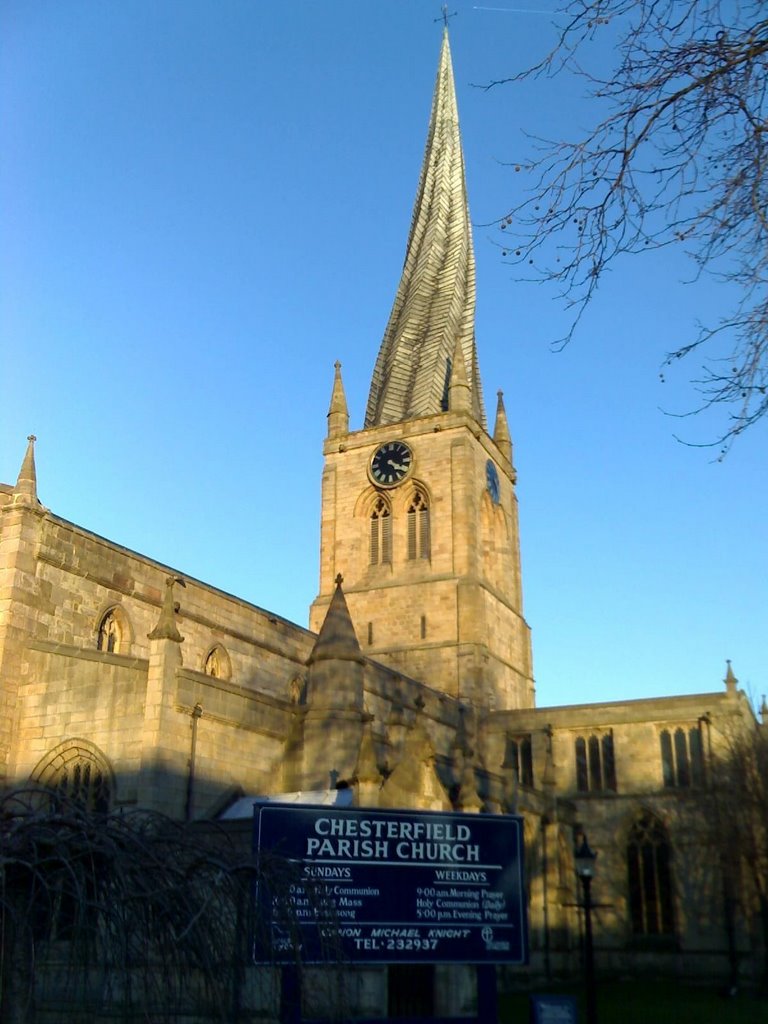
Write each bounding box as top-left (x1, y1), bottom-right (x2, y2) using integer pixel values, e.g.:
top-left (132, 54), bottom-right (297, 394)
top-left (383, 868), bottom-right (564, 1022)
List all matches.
top-left (311, 409), bottom-right (533, 709)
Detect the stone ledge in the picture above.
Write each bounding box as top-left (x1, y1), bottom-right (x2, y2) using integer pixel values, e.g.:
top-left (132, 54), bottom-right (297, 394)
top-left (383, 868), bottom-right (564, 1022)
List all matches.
top-left (27, 638), bottom-right (149, 670)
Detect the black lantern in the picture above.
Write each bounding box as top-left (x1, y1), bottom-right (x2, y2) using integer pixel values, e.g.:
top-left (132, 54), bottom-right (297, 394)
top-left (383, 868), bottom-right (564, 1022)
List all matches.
top-left (574, 831), bottom-right (598, 1024)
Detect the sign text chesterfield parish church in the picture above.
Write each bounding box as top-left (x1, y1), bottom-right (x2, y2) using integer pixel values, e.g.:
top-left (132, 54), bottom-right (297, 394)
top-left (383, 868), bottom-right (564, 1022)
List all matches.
top-left (255, 805), bottom-right (528, 965)
top-left (306, 814), bottom-right (481, 863)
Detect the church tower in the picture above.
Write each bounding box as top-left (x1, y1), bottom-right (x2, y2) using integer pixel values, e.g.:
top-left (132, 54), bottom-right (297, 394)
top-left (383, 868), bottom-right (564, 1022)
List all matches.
top-left (310, 31), bottom-right (534, 711)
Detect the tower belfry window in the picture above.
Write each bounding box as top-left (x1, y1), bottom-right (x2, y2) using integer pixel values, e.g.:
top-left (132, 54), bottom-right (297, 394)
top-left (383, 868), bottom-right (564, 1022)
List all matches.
top-left (407, 492), bottom-right (430, 560)
top-left (370, 498), bottom-right (392, 565)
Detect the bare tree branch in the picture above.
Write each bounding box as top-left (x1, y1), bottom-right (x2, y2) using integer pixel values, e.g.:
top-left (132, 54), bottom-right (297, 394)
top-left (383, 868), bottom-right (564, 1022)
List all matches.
top-left (0, 790), bottom-right (340, 1023)
top-left (485, 0), bottom-right (768, 454)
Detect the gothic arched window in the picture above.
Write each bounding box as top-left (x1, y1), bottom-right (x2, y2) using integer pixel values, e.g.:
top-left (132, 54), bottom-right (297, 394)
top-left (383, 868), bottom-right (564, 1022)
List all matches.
top-left (627, 815), bottom-right (675, 937)
top-left (97, 609), bottom-right (121, 653)
top-left (369, 497), bottom-right (392, 565)
top-left (407, 491), bottom-right (430, 560)
top-left (203, 644), bottom-right (231, 681)
top-left (33, 742), bottom-right (113, 814)
top-left (57, 757), bottom-right (110, 813)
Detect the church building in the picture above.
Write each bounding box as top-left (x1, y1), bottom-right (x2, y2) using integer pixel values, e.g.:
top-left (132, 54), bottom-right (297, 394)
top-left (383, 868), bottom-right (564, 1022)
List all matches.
top-left (0, 29), bottom-right (764, 1009)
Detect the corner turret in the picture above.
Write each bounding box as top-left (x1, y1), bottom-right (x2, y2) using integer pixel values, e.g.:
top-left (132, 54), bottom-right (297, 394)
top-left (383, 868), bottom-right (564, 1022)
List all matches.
top-left (724, 659), bottom-right (738, 697)
top-left (327, 361), bottom-right (349, 439)
top-left (13, 435), bottom-right (39, 506)
top-left (493, 390), bottom-right (513, 466)
top-left (300, 575), bottom-right (367, 789)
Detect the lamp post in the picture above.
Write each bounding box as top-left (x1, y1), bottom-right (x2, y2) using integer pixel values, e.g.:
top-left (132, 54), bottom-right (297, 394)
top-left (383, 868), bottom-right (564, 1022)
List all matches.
top-left (574, 833), bottom-right (598, 1024)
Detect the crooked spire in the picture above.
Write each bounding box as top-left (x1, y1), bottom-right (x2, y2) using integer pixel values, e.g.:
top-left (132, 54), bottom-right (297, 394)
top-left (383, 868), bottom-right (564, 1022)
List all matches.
top-left (365, 29), bottom-right (486, 429)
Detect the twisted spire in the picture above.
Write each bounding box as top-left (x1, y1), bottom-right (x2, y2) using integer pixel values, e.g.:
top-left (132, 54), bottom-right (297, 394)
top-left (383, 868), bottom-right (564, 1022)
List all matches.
top-left (365, 30), bottom-right (486, 428)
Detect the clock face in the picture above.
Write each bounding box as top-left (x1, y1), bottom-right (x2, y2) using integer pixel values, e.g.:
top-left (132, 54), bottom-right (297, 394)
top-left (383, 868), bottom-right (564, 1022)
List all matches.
top-left (370, 441), bottom-right (413, 488)
top-left (486, 460), bottom-right (500, 504)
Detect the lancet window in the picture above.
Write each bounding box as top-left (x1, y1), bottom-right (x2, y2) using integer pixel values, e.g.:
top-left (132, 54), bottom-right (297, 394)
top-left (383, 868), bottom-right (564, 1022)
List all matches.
top-left (369, 497), bottom-right (392, 565)
top-left (203, 645), bottom-right (230, 680)
top-left (407, 491), bottom-right (430, 560)
top-left (97, 609), bottom-right (121, 653)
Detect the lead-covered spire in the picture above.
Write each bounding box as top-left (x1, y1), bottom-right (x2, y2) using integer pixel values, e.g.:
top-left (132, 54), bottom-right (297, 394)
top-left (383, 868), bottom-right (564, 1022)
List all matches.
top-left (365, 30), bottom-right (486, 429)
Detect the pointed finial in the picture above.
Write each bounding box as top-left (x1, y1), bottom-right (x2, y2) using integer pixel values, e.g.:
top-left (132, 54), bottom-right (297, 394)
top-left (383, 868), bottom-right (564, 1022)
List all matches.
top-left (492, 389), bottom-right (513, 464)
top-left (148, 575), bottom-right (186, 643)
top-left (724, 659), bottom-right (738, 696)
top-left (760, 695), bottom-right (767, 723)
top-left (308, 575), bottom-right (363, 665)
top-left (14, 435), bottom-right (39, 505)
top-left (327, 361), bottom-right (349, 439)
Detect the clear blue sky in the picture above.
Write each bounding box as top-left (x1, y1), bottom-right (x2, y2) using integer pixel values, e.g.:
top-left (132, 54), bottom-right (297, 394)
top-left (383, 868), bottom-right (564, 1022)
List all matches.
top-left (2, 1), bottom-right (765, 709)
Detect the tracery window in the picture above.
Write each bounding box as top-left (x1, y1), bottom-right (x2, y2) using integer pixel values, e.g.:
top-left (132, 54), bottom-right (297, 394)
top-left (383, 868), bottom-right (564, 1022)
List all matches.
top-left (97, 609), bottom-right (121, 653)
top-left (34, 743), bottom-right (112, 814)
top-left (627, 815), bottom-right (675, 936)
top-left (57, 757), bottom-right (111, 813)
top-left (25, 743), bottom-right (113, 940)
top-left (369, 497), bottom-right (392, 565)
top-left (407, 491), bottom-right (430, 560)
top-left (575, 732), bottom-right (617, 792)
top-left (660, 726), bottom-right (705, 788)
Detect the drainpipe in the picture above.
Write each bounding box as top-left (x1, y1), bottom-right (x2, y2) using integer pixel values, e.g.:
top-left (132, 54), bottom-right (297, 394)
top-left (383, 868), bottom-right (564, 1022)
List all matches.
top-left (185, 703), bottom-right (203, 822)
top-left (541, 815), bottom-right (551, 981)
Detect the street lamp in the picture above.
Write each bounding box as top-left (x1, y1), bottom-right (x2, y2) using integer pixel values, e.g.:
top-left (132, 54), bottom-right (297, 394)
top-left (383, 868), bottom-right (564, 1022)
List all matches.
top-left (574, 832), bottom-right (598, 1024)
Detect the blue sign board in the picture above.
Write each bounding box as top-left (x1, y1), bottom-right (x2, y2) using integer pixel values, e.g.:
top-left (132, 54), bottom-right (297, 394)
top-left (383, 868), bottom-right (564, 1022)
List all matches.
top-left (253, 804), bottom-right (527, 965)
